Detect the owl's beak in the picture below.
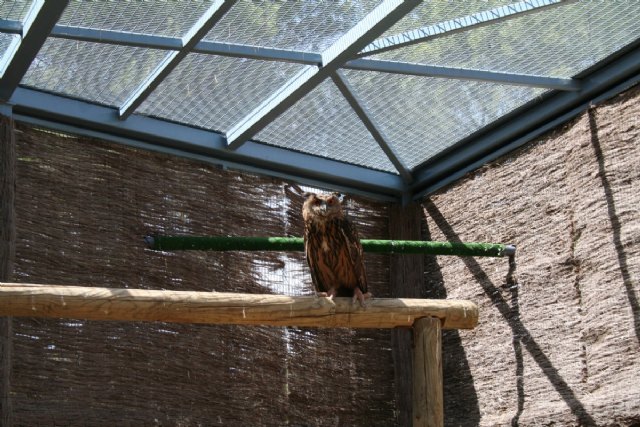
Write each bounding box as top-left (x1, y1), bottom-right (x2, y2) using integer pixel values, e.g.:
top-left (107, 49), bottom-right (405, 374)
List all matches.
top-left (319, 203), bottom-right (328, 214)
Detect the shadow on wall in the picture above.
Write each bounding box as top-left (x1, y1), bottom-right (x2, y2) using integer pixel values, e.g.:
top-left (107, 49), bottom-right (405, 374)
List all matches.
top-left (424, 200), bottom-right (596, 426)
top-left (588, 109), bottom-right (640, 344)
top-left (423, 218), bottom-right (481, 426)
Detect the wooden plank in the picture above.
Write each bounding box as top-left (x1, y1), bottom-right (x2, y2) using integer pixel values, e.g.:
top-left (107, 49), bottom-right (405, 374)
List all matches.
top-left (413, 317), bottom-right (443, 427)
top-left (0, 283), bottom-right (478, 330)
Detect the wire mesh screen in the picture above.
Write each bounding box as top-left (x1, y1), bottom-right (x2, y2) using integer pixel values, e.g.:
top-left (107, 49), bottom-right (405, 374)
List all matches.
top-left (373, 1), bottom-right (640, 78)
top-left (58, 0), bottom-right (215, 38)
top-left (8, 123), bottom-right (396, 426)
top-left (256, 79), bottom-right (398, 173)
top-left (22, 39), bottom-right (167, 108)
top-left (0, 1), bottom-right (35, 21)
top-left (342, 69), bottom-right (546, 168)
top-left (138, 54), bottom-right (306, 135)
top-left (203, 0), bottom-right (382, 52)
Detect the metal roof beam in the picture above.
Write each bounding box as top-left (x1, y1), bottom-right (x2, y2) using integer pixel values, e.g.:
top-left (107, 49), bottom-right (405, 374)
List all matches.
top-left (360, 0), bottom-right (576, 57)
top-left (331, 71), bottom-right (413, 183)
top-left (345, 58), bottom-right (581, 91)
top-left (2, 21), bottom-right (578, 90)
top-left (194, 41), bottom-right (322, 64)
top-left (46, 24), bottom-right (324, 64)
top-left (409, 44), bottom-right (640, 200)
top-left (10, 87), bottom-right (405, 200)
top-left (225, 0), bottom-right (421, 150)
top-left (118, 0), bottom-right (237, 120)
top-left (0, 0), bottom-right (69, 101)
top-left (0, 19), bottom-right (23, 34)
top-left (51, 24), bottom-right (184, 50)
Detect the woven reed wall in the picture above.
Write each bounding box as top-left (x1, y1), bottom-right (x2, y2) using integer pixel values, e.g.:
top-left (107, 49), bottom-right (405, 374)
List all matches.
top-left (6, 123), bottom-right (396, 426)
top-left (424, 85), bottom-right (640, 426)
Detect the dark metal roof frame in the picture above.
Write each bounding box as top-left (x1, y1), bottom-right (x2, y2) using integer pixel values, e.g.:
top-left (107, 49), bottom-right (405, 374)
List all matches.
top-left (0, 0), bottom-right (68, 101)
top-left (359, 0), bottom-right (575, 56)
top-left (331, 70), bottom-right (413, 183)
top-left (10, 87), bottom-right (405, 201)
top-left (32, 23), bottom-right (581, 91)
top-left (410, 40), bottom-right (640, 200)
top-left (224, 0), bottom-right (422, 149)
top-left (0, 0), bottom-right (638, 203)
top-left (118, 0), bottom-right (237, 119)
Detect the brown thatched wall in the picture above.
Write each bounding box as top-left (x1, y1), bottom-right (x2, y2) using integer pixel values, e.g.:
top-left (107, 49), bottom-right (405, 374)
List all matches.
top-left (3, 83), bottom-right (639, 426)
top-left (6, 123), bottom-right (396, 426)
top-left (425, 85), bottom-right (640, 426)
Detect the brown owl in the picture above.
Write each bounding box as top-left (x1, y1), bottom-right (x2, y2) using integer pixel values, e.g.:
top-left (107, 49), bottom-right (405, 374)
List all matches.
top-left (302, 192), bottom-right (371, 306)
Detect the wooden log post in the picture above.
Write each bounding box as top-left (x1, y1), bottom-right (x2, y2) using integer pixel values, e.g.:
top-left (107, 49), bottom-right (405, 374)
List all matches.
top-left (0, 284), bottom-right (478, 330)
top-left (390, 202), bottom-right (425, 425)
top-left (1, 111), bottom-right (15, 427)
top-left (413, 317), bottom-right (443, 427)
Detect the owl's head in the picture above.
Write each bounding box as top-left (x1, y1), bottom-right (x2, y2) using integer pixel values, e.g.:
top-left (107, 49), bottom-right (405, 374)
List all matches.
top-left (302, 192), bottom-right (343, 222)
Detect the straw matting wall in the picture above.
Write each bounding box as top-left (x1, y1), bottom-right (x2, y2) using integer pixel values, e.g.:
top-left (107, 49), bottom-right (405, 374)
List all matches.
top-left (4, 122), bottom-right (396, 426)
top-left (2, 83), bottom-right (639, 426)
top-left (425, 84), bottom-right (640, 426)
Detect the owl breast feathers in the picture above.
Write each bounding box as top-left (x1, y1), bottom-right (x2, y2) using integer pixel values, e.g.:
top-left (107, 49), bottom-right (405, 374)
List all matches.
top-left (302, 192), bottom-right (370, 306)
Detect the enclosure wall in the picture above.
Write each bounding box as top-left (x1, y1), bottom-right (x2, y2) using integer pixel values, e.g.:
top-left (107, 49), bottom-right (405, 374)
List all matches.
top-left (423, 85), bottom-right (640, 426)
top-left (4, 122), bottom-right (397, 426)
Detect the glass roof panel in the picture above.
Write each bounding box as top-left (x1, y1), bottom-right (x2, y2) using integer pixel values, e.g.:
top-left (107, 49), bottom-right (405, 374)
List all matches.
top-left (377, 0), bottom-right (515, 38)
top-left (57, 0), bottom-right (216, 38)
top-left (0, 0), bottom-right (35, 21)
top-left (255, 79), bottom-right (397, 173)
top-left (204, 0), bottom-right (382, 52)
top-left (0, 32), bottom-right (17, 55)
top-left (372, 1), bottom-right (640, 78)
top-left (22, 39), bottom-right (168, 107)
top-left (343, 70), bottom-right (547, 168)
top-left (138, 54), bottom-right (306, 134)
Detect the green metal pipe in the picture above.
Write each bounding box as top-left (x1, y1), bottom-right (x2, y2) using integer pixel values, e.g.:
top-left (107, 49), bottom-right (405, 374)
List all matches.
top-left (145, 236), bottom-right (515, 257)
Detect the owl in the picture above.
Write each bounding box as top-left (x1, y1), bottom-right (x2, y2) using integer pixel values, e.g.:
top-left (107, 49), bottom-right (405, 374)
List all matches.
top-left (302, 192), bottom-right (371, 306)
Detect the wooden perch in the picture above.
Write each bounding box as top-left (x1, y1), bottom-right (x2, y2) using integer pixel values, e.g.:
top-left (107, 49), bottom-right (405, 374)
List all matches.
top-left (0, 283), bottom-right (477, 329)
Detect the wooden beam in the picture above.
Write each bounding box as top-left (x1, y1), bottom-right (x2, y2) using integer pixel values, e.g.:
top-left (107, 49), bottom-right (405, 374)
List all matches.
top-left (413, 317), bottom-right (443, 427)
top-left (0, 283), bottom-right (478, 330)
top-left (0, 113), bottom-right (15, 427)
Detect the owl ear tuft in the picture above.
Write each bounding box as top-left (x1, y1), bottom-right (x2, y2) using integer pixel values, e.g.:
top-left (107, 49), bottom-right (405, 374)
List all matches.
top-left (303, 192), bottom-right (316, 199)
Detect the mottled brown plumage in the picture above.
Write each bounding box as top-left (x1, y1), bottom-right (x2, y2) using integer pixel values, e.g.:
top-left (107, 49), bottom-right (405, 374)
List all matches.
top-left (302, 192), bottom-right (370, 306)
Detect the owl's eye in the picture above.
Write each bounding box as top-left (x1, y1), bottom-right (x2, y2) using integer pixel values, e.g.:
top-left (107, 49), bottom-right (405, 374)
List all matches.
top-left (313, 199), bottom-right (321, 206)
top-left (327, 198), bottom-right (334, 205)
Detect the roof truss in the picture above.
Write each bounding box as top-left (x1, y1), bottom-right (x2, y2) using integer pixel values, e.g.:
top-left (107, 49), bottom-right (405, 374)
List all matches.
top-left (225, 0), bottom-right (422, 149)
top-left (11, 86), bottom-right (405, 200)
top-left (0, 0), bottom-right (637, 203)
top-left (331, 70), bottom-right (413, 183)
top-left (25, 23), bottom-right (580, 91)
top-left (118, 0), bottom-right (237, 119)
top-left (0, 0), bottom-right (68, 101)
top-left (410, 42), bottom-right (640, 199)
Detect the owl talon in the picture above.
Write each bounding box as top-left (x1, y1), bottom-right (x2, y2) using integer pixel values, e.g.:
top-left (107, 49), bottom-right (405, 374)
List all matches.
top-left (352, 288), bottom-right (371, 308)
top-left (316, 290), bottom-right (337, 300)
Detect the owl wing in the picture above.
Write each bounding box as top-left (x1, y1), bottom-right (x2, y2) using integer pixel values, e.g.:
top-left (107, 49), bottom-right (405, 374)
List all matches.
top-left (303, 223), bottom-right (329, 293)
top-left (337, 218), bottom-right (368, 294)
